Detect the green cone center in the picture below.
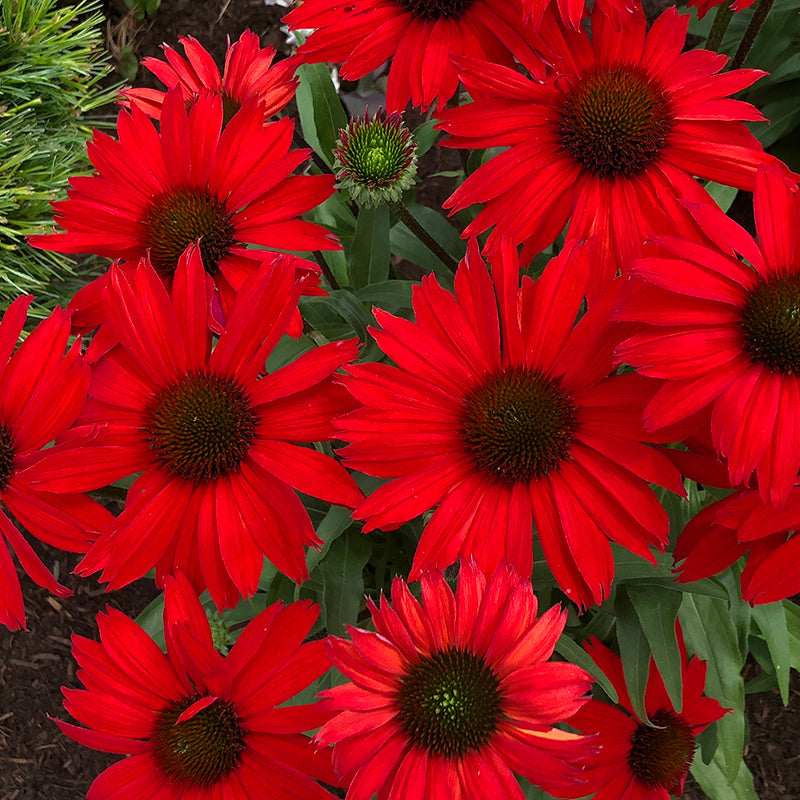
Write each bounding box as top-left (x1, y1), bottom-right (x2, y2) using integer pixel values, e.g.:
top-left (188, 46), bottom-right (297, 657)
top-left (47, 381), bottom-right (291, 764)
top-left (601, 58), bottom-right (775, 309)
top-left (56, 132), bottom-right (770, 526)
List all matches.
top-left (629, 708), bottom-right (696, 792)
top-left (462, 367), bottom-right (576, 484)
top-left (559, 65), bottom-right (673, 178)
top-left (144, 371), bottom-right (257, 484)
top-left (397, 0), bottom-right (474, 20)
top-left (152, 695), bottom-right (245, 786)
top-left (141, 187), bottom-right (235, 279)
top-left (741, 273), bottom-right (800, 374)
top-left (397, 647), bottom-right (502, 758)
top-left (0, 424), bottom-right (15, 492)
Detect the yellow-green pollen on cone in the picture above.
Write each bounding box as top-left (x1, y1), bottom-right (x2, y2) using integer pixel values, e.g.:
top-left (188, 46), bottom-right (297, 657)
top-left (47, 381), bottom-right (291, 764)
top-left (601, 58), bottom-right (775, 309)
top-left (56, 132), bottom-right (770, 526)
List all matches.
top-left (333, 109), bottom-right (418, 207)
top-left (741, 273), bottom-right (800, 374)
top-left (152, 695), bottom-right (245, 786)
top-left (628, 708), bottom-right (696, 793)
top-left (396, 646), bottom-right (503, 757)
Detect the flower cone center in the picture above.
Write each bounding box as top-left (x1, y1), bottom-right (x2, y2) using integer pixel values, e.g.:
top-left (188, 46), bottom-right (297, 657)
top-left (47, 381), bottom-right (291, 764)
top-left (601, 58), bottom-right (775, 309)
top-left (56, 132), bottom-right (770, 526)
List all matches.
top-left (398, 0), bottom-right (474, 20)
top-left (334, 112), bottom-right (418, 206)
top-left (152, 696), bottom-right (245, 786)
top-left (559, 66), bottom-right (673, 178)
top-left (741, 274), bottom-right (800, 374)
top-left (144, 371), bottom-right (257, 484)
top-left (629, 708), bottom-right (696, 793)
top-left (0, 424), bottom-right (16, 492)
top-left (462, 367), bottom-right (576, 484)
top-left (142, 187), bottom-right (235, 279)
top-left (397, 647), bottom-right (502, 758)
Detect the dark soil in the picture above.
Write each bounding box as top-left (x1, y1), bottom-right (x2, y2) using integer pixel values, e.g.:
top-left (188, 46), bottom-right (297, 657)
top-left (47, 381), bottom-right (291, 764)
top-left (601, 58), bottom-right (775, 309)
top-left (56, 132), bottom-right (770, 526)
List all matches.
top-left (1, 1), bottom-right (798, 799)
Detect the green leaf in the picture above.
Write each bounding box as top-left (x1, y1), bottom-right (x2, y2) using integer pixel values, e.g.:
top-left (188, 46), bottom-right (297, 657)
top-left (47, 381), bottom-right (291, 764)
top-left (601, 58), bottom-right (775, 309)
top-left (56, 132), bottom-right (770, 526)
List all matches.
top-left (610, 543), bottom-right (673, 581)
top-left (784, 598), bottom-right (800, 669)
top-left (413, 119), bottom-right (440, 156)
top-left (704, 181), bottom-right (739, 214)
top-left (317, 531), bottom-right (372, 635)
top-left (679, 594), bottom-right (746, 783)
top-left (614, 587), bottom-right (652, 723)
top-left (627, 584), bottom-right (683, 712)
top-left (356, 279), bottom-right (415, 314)
top-left (751, 601), bottom-right (792, 705)
top-left (135, 592), bottom-right (165, 650)
top-left (555, 634), bottom-right (618, 704)
top-left (389, 204), bottom-right (465, 286)
top-left (349, 203), bottom-right (391, 289)
top-left (306, 504), bottom-right (354, 573)
top-left (690, 741), bottom-right (758, 800)
top-left (295, 62), bottom-right (348, 167)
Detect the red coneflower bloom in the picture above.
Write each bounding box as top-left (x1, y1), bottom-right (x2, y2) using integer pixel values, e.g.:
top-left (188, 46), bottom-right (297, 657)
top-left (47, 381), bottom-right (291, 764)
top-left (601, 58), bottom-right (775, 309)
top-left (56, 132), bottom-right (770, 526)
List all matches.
top-left (523, 0), bottom-right (629, 30)
top-left (24, 248), bottom-right (363, 609)
top-left (566, 630), bottom-right (727, 800)
top-left (316, 560), bottom-right (595, 800)
top-left (57, 571), bottom-right (340, 800)
top-left (616, 164), bottom-right (800, 509)
top-left (123, 30), bottom-right (298, 123)
top-left (336, 238), bottom-right (684, 608)
top-left (676, 483), bottom-right (800, 605)
top-left (0, 298), bottom-right (113, 630)
top-left (438, 2), bottom-right (775, 301)
top-left (29, 88), bottom-right (336, 335)
top-left (687, 0), bottom-right (757, 19)
top-left (284, 0), bottom-right (547, 113)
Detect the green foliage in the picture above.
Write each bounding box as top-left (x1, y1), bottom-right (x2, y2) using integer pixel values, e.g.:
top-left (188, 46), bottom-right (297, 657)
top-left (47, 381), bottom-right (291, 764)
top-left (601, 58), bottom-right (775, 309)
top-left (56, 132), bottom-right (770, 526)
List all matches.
top-left (122, 0), bottom-right (159, 21)
top-left (0, 0), bottom-right (117, 314)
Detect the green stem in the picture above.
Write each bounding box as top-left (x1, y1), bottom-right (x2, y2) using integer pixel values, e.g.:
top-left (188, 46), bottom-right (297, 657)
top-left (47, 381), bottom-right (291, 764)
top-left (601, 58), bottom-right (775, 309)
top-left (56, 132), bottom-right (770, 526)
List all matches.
top-left (292, 128), bottom-right (335, 176)
top-left (706, 0), bottom-right (734, 53)
top-left (730, 0), bottom-right (775, 70)
top-left (314, 250), bottom-right (341, 290)
top-left (386, 199), bottom-right (459, 273)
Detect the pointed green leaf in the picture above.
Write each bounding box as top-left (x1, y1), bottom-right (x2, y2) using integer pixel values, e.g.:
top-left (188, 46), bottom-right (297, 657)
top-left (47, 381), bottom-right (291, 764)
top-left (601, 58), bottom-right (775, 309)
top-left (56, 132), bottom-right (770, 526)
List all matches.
top-left (679, 594), bottom-right (746, 783)
top-left (751, 601), bottom-right (791, 705)
top-left (349, 203), bottom-right (391, 289)
top-left (555, 634), bottom-right (618, 704)
top-left (318, 530), bottom-right (372, 635)
top-left (690, 740), bottom-right (758, 800)
top-left (614, 587), bottom-right (652, 723)
top-left (295, 62), bottom-right (348, 167)
top-left (628, 584), bottom-right (683, 712)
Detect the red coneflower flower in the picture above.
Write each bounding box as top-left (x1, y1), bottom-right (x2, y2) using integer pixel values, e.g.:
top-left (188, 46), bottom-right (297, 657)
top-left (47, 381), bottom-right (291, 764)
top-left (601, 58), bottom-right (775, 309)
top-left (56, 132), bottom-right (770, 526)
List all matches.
top-left (523, 0), bottom-right (629, 30)
top-left (566, 629), bottom-right (727, 800)
top-left (336, 238), bottom-right (684, 608)
top-left (616, 164), bottom-right (800, 509)
top-left (24, 248), bottom-right (363, 609)
top-left (284, 0), bottom-right (547, 113)
top-left (29, 88), bottom-right (336, 336)
top-left (57, 571), bottom-right (340, 800)
top-left (437, 2), bottom-right (776, 301)
top-left (316, 560), bottom-right (595, 800)
top-left (123, 30), bottom-right (298, 123)
top-left (0, 298), bottom-right (112, 630)
top-left (687, 0), bottom-right (757, 19)
top-left (676, 483), bottom-right (800, 605)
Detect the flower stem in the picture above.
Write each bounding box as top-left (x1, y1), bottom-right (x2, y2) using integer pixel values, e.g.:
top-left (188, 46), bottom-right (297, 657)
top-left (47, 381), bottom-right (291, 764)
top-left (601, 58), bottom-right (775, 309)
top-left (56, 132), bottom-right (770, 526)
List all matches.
top-left (314, 250), bottom-right (341, 290)
top-left (730, 0), bottom-right (775, 70)
top-left (386, 199), bottom-right (459, 273)
top-left (706, 0), bottom-right (734, 53)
